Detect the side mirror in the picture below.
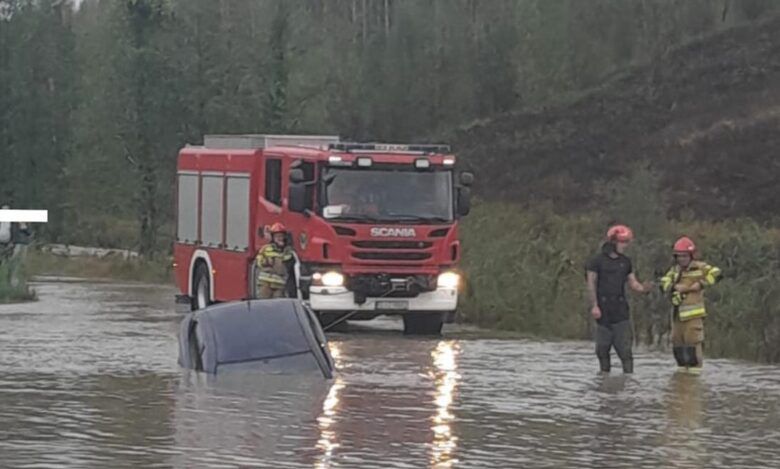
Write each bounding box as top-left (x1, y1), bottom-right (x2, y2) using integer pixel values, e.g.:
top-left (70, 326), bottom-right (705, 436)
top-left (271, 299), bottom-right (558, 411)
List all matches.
top-left (459, 171), bottom-right (474, 187)
top-left (290, 168), bottom-right (305, 183)
top-left (289, 184), bottom-right (306, 213)
top-left (457, 187), bottom-right (471, 217)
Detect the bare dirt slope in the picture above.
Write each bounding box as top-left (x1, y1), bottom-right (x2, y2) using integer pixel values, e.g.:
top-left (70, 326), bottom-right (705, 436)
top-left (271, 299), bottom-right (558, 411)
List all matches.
top-left (454, 15), bottom-right (780, 221)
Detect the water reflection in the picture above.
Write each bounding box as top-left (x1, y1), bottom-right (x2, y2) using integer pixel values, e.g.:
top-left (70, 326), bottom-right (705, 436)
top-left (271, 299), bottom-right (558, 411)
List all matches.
top-left (315, 341), bottom-right (344, 469)
top-left (662, 372), bottom-right (705, 468)
top-left (4, 282), bottom-right (780, 468)
top-left (430, 340), bottom-right (461, 468)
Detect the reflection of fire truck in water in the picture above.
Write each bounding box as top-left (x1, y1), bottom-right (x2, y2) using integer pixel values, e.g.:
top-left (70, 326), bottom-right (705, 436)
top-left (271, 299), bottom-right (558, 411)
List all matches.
top-left (173, 135), bottom-right (473, 334)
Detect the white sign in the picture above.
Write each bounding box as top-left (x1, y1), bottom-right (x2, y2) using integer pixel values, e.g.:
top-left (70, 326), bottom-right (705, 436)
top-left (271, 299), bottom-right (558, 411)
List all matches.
top-left (0, 210), bottom-right (48, 223)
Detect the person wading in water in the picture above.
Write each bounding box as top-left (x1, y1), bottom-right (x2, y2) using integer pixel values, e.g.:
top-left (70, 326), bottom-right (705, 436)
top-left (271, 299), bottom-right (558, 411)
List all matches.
top-left (585, 225), bottom-right (654, 374)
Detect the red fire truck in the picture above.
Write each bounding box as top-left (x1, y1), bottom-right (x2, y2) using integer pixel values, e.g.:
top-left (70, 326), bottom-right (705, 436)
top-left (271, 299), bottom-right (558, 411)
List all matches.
top-left (173, 134), bottom-right (473, 334)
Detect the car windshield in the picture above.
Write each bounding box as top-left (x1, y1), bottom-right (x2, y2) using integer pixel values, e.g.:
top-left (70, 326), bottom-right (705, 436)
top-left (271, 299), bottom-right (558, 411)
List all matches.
top-left (322, 168), bottom-right (453, 223)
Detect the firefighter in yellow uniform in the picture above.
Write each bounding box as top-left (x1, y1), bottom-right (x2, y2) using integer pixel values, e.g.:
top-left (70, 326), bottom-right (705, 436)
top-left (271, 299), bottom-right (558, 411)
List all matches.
top-left (256, 222), bottom-right (294, 299)
top-left (660, 236), bottom-right (722, 374)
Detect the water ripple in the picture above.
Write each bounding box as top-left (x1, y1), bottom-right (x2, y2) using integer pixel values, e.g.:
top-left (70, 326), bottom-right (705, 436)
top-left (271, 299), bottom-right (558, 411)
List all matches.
top-left (1, 281), bottom-right (779, 467)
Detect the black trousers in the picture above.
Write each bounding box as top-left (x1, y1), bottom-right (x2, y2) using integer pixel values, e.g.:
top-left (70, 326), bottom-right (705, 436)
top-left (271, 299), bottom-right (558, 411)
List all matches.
top-left (595, 319), bottom-right (634, 373)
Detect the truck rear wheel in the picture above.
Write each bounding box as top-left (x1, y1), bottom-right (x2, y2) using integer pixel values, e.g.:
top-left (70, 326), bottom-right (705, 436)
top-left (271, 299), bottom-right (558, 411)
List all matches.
top-left (192, 263), bottom-right (211, 310)
top-left (403, 312), bottom-right (444, 336)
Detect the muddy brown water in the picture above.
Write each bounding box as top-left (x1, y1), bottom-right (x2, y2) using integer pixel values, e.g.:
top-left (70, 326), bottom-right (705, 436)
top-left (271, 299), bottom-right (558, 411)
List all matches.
top-left (1, 279), bottom-right (779, 468)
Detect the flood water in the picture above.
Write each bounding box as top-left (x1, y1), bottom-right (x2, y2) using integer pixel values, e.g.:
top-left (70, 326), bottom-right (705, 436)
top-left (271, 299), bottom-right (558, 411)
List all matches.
top-left (1, 279), bottom-right (779, 468)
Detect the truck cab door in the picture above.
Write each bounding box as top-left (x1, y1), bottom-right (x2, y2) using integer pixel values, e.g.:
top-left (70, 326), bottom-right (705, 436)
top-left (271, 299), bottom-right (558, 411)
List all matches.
top-left (287, 159), bottom-right (317, 299)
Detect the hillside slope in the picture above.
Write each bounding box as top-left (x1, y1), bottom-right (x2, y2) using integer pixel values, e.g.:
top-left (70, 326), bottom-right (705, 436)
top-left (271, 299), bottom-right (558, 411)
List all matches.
top-left (454, 15), bottom-right (780, 221)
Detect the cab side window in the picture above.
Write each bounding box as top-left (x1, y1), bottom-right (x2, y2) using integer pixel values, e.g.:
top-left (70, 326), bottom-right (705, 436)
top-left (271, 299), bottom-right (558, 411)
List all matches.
top-left (265, 159), bottom-right (282, 206)
top-left (300, 161), bottom-right (315, 211)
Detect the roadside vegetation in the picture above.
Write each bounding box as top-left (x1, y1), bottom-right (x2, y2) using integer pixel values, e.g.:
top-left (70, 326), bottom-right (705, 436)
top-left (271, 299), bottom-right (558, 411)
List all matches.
top-left (0, 256), bottom-right (36, 303)
top-left (460, 168), bottom-right (780, 363)
top-left (2, 1), bottom-right (779, 363)
top-left (23, 250), bottom-right (172, 285)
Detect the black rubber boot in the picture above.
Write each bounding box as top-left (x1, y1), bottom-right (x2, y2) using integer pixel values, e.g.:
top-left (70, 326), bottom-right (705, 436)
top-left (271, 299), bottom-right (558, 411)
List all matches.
top-left (684, 346), bottom-right (699, 367)
top-left (598, 356), bottom-right (611, 373)
top-left (673, 347), bottom-right (686, 367)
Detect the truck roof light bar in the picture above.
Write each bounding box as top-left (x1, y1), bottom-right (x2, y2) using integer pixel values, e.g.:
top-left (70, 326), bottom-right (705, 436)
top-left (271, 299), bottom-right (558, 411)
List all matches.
top-left (415, 158), bottom-right (431, 169)
top-left (356, 156), bottom-right (373, 167)
top-left (328, 156), bottom-right (352, 166)
top-left (329, 142), bottom-right (451, 154)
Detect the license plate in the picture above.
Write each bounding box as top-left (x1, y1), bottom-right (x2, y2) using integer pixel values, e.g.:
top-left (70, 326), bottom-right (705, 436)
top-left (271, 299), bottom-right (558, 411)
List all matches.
top-left (376, 300), bottom-right (408, 311)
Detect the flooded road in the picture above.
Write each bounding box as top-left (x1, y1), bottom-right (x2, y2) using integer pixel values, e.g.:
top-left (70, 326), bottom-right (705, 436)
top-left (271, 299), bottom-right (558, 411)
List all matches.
top-left (1, 280), bottom-right (779, 468)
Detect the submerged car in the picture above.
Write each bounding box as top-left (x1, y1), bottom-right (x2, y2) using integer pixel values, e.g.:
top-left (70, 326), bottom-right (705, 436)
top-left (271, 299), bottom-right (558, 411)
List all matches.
top-left (178, 299), bottom-right (334, 378)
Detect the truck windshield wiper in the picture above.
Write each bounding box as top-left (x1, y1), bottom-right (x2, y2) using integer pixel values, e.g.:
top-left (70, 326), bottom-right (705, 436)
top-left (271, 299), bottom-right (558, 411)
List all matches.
top-left (330, 214), bottom-right (383, 222)
top-left (384, 214), bottom-right (452, 223)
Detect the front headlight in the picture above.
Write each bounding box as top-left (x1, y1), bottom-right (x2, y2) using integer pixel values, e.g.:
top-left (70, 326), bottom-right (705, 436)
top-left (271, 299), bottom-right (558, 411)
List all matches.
top-left (437, 271), bottom-right (460, 289)
top-left (321, 271), bottom-right (345, 287)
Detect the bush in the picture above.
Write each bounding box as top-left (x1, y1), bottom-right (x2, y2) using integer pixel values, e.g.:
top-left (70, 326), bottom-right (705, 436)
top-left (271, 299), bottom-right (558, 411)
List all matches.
top-left (459, 200), bottom-right (780, 363)
top-left (24, 249), bottom-right (173, 285)
top-left (0, 254), bottom-right (36, 303)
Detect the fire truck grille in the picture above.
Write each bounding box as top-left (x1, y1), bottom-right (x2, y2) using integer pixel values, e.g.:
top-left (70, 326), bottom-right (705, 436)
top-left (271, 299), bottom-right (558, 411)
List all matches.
top-left (349, 274), bottom-right (435, 297)
top-left (352, 240), bottom-right (433, 249)
top-left (353, 252), bottom-right (432, 261)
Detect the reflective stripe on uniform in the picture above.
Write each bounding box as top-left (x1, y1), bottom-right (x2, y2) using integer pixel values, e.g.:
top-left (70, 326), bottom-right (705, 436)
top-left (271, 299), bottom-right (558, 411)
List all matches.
top-left (660, 268), bottom-right (677, 292)
top-left (257, 273), bottom-right (286, 285)
top-left (678, 304), bottom-right (706, 320)
top-left (681, 270), bottom-right (702, 278)
top-left (704, 266), bottom-right (722, 285)
top-left (255, 243), bottom-right (293, 286)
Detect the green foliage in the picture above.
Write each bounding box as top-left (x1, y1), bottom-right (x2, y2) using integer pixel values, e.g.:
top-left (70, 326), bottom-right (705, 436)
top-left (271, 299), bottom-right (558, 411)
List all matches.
top-left (3, 0), bottom-right (779, 253)
top-left (24, 250), bottom-right (172, 285)
top-left (0, 255), bottom-right (36, 303)
top-left (2, 1), bottom-right (779, 362)
top-left (460, 196), bottom-right (780, 363)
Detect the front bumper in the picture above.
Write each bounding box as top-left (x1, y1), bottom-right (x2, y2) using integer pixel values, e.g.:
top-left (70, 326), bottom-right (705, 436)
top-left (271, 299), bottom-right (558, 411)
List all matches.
top-left (308, 285), bottom-right (457, 312)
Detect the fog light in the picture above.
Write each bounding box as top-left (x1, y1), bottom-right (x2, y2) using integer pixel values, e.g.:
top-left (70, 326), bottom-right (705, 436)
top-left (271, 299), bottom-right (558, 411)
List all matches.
top-left (321, 271), bottom-right (345, 287)
top-left (437, 271), bottom-right (460, 289)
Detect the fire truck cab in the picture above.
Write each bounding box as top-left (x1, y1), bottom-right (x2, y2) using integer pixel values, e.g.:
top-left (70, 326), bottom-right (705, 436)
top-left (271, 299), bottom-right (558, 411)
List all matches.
top-left (173, 134), bottom-right (473, 335)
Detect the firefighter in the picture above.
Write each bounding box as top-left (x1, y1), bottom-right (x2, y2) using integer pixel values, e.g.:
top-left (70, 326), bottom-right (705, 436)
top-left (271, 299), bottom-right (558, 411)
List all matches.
top-left (585, 224), bottom-right (654, 374)
top-left (256, 222), bottom-right (295, 299)
top-left (660, 236), bottom-right (722, 374)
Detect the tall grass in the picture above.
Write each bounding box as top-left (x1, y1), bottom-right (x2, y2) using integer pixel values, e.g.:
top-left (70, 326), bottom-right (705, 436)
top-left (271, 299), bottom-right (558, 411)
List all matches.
top-left (24, 250), bottom-right (173, 285)
top-left (0, 255), bottom-right (36, 303)
top-left (459, 168), bottom-right (780, 363)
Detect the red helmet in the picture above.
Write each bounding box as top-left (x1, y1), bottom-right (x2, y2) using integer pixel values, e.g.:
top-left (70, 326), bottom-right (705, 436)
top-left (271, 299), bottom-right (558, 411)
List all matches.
top-left (606, 224), bottom-right (634, 242)
top-left (673, 236), bottom-right (696, 255)
top-left (269, 222), bottom-right (287, 234)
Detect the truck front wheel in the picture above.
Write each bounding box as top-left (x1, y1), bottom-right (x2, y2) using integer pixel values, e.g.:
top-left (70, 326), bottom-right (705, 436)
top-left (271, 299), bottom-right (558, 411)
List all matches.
top-left (403, 312), bottom-right (444, 336)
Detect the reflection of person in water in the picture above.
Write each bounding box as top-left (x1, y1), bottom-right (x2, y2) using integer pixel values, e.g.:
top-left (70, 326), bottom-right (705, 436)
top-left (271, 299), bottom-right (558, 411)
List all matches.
top-left (587, 374), bottom-right (632, 466)
top-left (661, 373), bottom-right (705, 467)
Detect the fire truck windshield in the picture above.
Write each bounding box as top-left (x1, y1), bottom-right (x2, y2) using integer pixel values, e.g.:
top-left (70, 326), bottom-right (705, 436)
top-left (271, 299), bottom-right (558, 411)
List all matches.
top-left (322, 168), bottom-right (453, 223)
